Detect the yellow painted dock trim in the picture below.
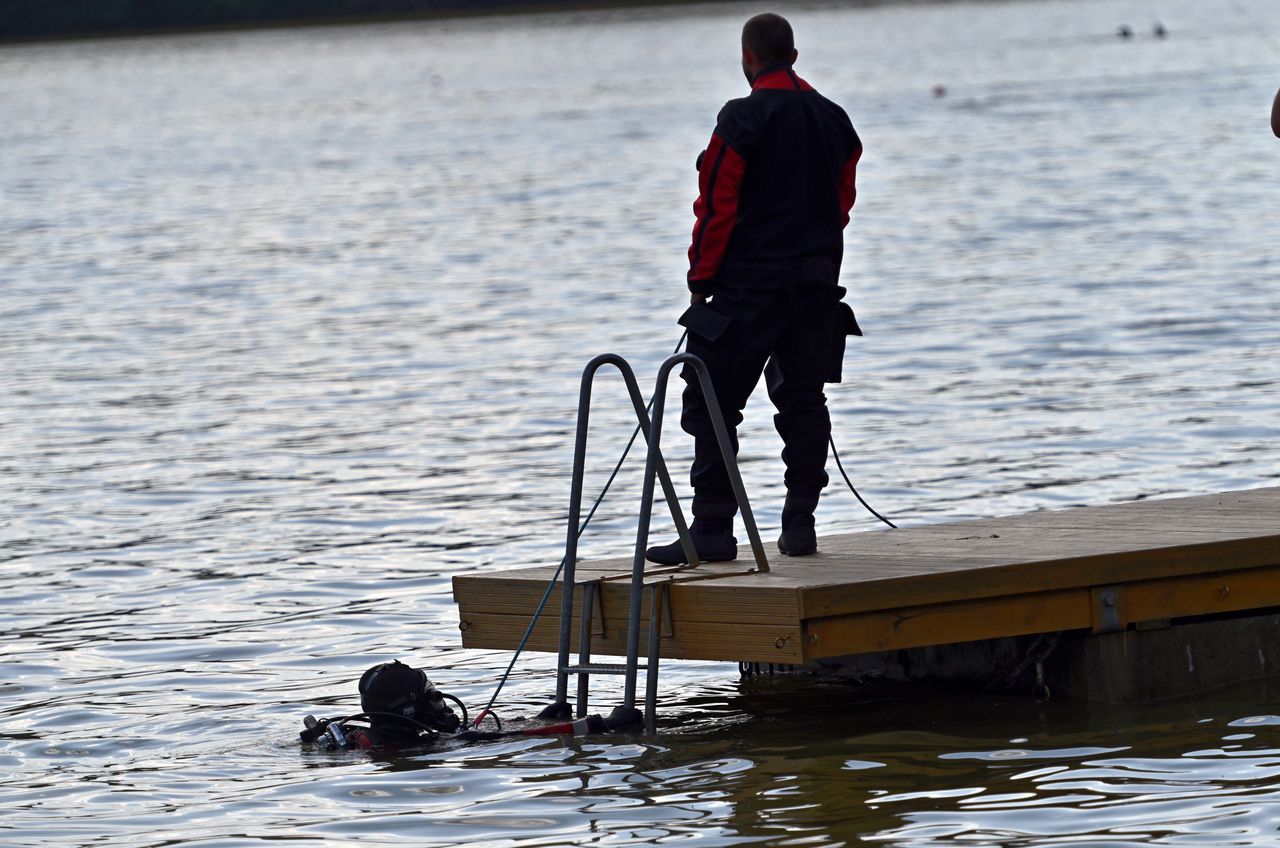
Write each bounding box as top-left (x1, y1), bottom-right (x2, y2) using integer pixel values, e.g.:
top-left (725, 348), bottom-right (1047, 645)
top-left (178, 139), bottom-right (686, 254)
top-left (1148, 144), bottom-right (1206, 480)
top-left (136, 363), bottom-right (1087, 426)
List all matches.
top-left (452, 487), bottom-right (1280, 665)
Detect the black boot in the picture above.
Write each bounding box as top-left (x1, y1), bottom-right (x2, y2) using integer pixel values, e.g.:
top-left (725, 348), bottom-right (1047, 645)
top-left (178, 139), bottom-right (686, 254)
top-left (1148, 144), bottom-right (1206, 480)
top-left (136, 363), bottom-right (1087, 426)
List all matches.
top-left (644, 531), bottom-right (737, 565)
top-left (646, 514), bottom-right (736, 565)
top-left (777, 495), bottom-right (818, 556)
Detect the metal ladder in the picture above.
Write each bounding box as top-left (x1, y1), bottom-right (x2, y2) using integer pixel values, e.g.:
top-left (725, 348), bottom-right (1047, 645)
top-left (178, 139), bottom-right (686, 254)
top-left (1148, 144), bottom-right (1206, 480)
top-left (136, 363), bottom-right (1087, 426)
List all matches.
top-left (546, 352), bottom-right (769, 732)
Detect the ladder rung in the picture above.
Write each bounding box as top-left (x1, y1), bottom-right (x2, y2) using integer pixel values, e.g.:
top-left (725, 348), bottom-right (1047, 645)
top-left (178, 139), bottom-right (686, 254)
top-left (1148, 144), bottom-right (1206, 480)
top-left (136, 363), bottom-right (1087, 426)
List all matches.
top-left (562, 663), bottom-right (646, 676)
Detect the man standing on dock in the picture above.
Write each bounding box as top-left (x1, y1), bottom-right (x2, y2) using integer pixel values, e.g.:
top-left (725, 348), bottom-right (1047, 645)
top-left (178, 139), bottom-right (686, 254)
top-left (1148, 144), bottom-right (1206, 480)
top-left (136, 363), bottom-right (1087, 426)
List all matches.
top-left (647, 12), bottom-right (863, 565)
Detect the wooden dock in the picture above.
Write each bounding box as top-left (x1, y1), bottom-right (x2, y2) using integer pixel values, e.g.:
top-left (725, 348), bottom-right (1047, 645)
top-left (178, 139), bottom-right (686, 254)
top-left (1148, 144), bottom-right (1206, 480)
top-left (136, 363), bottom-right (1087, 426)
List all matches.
top-left (453, 487), bottom-right (1280, 669)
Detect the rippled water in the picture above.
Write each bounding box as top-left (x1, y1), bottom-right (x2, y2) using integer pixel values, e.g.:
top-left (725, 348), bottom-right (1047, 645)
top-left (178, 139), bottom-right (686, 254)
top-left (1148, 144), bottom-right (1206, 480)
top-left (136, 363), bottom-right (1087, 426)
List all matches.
top-left (3, 0), bottom-right (1280, 844)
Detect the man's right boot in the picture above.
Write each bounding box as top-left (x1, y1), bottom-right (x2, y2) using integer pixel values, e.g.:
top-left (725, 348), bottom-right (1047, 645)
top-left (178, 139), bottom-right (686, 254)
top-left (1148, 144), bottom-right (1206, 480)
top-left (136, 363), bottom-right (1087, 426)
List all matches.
top-left (644, 530), bottom-right (737, 565)
top-left (645, 510), bottom-right (736, 565)
top-left (777, 495), bottom-right (818, 556)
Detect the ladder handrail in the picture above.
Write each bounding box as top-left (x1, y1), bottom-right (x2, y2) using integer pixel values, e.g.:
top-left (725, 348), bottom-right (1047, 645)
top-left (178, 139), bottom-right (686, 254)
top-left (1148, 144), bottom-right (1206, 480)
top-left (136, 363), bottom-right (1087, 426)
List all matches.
top-left (553, 353), bottom-right (697, 706)
top-left (621, 352), bottom-right (770, 710)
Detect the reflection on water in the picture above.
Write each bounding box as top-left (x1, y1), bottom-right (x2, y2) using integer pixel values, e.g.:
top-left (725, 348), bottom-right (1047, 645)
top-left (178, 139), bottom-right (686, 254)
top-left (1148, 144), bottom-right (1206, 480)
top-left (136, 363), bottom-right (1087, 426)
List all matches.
top-left (2, 0), bottom-right (1280, 844)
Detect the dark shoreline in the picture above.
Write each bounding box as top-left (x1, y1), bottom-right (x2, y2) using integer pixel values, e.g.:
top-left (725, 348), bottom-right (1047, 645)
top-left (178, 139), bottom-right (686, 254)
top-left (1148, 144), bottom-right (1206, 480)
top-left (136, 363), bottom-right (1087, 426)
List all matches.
top-left (0, 0), bottom-right (740, 46)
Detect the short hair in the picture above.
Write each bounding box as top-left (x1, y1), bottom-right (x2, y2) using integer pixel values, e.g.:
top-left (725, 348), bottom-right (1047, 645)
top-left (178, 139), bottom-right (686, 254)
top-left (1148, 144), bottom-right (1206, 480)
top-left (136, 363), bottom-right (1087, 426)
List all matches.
top-left (742, 13), bottom-right (794, 65)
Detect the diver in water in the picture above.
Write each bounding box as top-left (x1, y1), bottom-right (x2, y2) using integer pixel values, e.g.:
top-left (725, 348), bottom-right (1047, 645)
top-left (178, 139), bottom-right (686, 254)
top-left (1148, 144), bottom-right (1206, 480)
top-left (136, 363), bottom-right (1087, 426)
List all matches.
top-left (301, 659), bottom-right (464, 751)
top-left (301, 659), bottom-right (614, 751)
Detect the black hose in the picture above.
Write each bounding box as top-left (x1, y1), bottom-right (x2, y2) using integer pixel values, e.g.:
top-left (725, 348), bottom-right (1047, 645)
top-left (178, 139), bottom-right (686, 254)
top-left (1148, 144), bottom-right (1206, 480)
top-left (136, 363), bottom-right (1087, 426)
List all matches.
top-left (829, 434), bottom-right (897, 529)
top-left (344, 711), bottom-right (443, 738)
top-left (440, 692), bottom-right (478, 729)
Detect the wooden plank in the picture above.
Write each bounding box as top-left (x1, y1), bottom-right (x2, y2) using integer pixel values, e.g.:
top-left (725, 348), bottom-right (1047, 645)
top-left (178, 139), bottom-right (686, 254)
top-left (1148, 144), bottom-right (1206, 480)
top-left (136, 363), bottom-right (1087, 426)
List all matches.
top-left (458, 612), bottom-right (805, 663)
top-left (813, 526), bottom-right (1278, 559)
top-left (455, 570), bottom-right (804, 666)
top-left (1095, 489), bottom-right (1280, 509)
top-left (799, 535), bottom-right (1280, 619)
top-left (801, 564), bottom-right (1280, 660)
top-left (451, 560), bottom-right (781, 592)
top-left (1122, 565), bottom-right (1280, 625)
top-left (453, 596), bottom-right (799, 627)
top-left (454, 596), bottom-right (799, 628)
top-left (454, 573), bottom-right (802, 627)
top-left (804, 588), bottom-right (1092, 657)
top-left (813, 488), bottom-right (1279, 542)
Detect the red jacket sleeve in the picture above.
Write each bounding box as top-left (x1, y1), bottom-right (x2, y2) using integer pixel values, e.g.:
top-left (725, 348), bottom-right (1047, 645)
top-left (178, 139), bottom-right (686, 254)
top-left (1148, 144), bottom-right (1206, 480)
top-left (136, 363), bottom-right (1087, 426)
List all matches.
top-left (687, 131), bottom-right (747, 293)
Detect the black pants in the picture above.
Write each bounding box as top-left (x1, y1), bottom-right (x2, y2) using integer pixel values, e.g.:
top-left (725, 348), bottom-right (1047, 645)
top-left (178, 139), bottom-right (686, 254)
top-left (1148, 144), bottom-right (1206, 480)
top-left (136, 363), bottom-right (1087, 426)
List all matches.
top-left (678, 282), bottom-right (857, 519)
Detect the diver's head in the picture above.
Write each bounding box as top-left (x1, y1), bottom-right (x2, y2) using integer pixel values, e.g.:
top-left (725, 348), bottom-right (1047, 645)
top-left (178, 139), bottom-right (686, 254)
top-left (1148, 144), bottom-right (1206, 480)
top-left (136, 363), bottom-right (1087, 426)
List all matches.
top-left (358, 659), bottom-right (460, 736)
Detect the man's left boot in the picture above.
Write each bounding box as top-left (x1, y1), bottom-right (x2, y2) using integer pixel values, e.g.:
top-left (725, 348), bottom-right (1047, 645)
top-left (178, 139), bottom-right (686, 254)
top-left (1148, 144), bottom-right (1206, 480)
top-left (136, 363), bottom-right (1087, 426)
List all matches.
top-left (777, 495), bottom-right (819, 556)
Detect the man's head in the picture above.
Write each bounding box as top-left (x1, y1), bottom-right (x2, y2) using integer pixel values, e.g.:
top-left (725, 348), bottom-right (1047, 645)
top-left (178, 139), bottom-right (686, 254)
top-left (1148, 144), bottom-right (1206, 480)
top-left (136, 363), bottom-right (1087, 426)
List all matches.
top-left (741, 13), bottom-right (798, 83)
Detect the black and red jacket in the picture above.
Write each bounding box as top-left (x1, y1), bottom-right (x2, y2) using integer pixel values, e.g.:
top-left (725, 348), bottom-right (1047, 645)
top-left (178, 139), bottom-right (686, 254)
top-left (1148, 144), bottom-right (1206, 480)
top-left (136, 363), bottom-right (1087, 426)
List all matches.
top-left (688, 63), bottom-right (861, 295)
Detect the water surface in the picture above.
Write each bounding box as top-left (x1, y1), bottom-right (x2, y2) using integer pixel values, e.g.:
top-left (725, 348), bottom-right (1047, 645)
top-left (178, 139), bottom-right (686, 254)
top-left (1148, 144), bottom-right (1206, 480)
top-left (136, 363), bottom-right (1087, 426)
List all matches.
top-left (3, 0), bottom-right (1280, 844)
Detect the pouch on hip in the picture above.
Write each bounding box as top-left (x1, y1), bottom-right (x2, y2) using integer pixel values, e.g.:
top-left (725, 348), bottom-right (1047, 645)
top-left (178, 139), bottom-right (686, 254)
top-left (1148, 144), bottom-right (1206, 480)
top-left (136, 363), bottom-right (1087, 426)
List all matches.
top-left (824, 301), bottom-right (863, 383)
top-left (678, 302), bottom-right (733, 343)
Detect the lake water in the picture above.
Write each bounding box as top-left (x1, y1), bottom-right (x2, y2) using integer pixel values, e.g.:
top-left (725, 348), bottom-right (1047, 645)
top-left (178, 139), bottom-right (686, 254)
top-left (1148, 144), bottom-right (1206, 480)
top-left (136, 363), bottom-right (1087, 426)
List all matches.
top-left (3, 0), bottom-right (1280, 844)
